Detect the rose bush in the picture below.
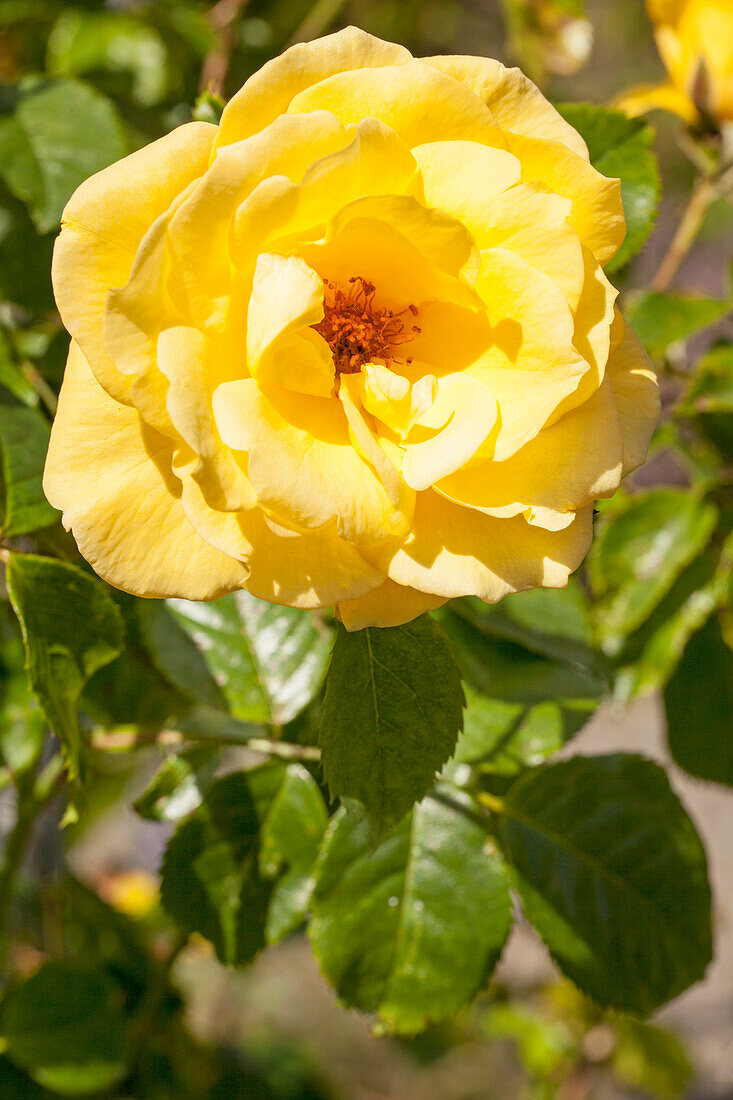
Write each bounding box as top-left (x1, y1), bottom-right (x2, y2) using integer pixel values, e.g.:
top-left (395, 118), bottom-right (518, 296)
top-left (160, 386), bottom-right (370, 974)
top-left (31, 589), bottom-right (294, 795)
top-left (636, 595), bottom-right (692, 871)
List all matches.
top-left (44, 26), bottom-right (659, 630)
top-left (620, 0), bottom-right (733, 123)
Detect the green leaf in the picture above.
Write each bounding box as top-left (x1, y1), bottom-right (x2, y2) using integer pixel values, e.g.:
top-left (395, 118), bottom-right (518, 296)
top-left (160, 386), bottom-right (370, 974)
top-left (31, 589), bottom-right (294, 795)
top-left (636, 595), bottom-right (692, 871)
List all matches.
top-left (679, 342), bottom-right (733, 461)
top-left (0, 77), bottom-right (127, 233)
top-left (627, 286), bottom-right (733, 358)
top-left (588, 489), bottom-right (718, 653)
top-left (613, 547), bottom-right (724, 700)
top-left (163, 594), bottom-right (332, 725)
top-left (137, 601), bottom-right (227, 711)
top-left (612, 1017), bottom-right (693, 1100)
top-left (319, 618), bottom-right (464, 832)
top-left (309, 792), bottom-right (512, 1034)
top-left (498, 754), bottom-right (712, 1015)
top-left (0, 402), bottom-right (57, 537)
top-left (83, 593), bottom-right (189, 729)
top-left (438, 591), bottom-right (605, 768)
top-left (259, 763), bottom-right (329, 943)
top-left (0, 1056), bottom-right (51, 1099)
top-left (664, 614), bottom-right (733, 785)
top-left (6, 554), bottom-right (124, 777)
top-left (134, 746), bottom-right (220, 822)
top-left (160, 764), bottom-right (285, 965)
top-left (0, 327), bottom-right (39, 407)
top-left (0, 963), bottom-right (127, 1095)
top-left (451, 685), bottom-right (594, 775)
top-left (557, 103), bottom-right (660, 271)
top-left (46, 10), bottom-right (169, 107)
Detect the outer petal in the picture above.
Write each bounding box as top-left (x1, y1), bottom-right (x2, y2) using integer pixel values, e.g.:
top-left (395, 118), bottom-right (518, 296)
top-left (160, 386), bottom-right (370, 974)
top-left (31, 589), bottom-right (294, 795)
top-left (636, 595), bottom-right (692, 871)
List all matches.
top-left (53, 122), bottom-right (216, 404)
top-left (471, 248), bottom-right (589, 459)
top-left (177, 464), bottom-right (384, 608)
top-left (215, 26), bottom-right (412, 149)
top-left (287, 59), bottom-right (506, 149)
top-left (367, 491), bottom-right (594, 601)
top-left (607, 320), bottom-right (660, 477)
top-left (43, 344), bottom-right (248, 600)
top-left (212, 379), bottom-right (410, 543)
top-left (508, 133), bottom-right (625, 267)
top-left (168, 112), bottom-right (348, 330)
top-left (613, 81), bottom-right (697, 122)
top-left (422, 54), bottom-right (590, 159)
top-left (337, 579), bottom-right (448, 630)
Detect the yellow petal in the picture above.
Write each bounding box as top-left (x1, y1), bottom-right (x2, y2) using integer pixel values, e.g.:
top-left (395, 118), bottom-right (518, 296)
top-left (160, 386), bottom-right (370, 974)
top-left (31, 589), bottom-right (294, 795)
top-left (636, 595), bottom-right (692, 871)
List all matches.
top-left (247, 253), bottom-right (334, 398)
top-left (423, 54), bottom-right (590, 160)
top-left (358, 363), bottom-right (437, 436)
top-left (338, 377), bottom-right (415, 530)
top-left (508, 133), bottom-right (625, 266)
top-left (53, 121), bottom-right (216, 403)
top-left (436, 375), bottom-right (624, 522)
top-left (178, 465), bottom-right (383, 607)
top-left (337, 579), bottom-right (448, 630)
top-left (413, 140), bottom-right (522, 233)
top-left (613, 81), bottom-right (698, 122)
top-left (471, 248), bottom-right (589, 459)
top-left (607, 319), bottom-right (660, 478)
top-left (367, 491), bottom-right (594, 601)
top-left (43, 344), bottom-right (248, 600)
top-left (402, 374), bottom-right (499, 490)
top-left (212, 379), bottom-right (407, 543)
top-left (158, 327), bottom-right (254, 512)
top-left (168, 111), bottom-right (348, 330)
top-left (216, 26), bottom-right (412, 149)
top-left (476, 183), bottom-right (583, 307)
top-left (287, 59), bottom-right (506, 149)
top-left (232, 117), bottom-right (419, 271)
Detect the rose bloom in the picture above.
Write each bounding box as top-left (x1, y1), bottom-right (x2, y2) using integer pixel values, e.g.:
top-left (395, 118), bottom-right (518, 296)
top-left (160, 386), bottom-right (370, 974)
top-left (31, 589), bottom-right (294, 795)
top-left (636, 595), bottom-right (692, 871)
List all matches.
top-left (620, 0), bottom-right (733, 123)
top-left (44, 27), bottom-right (658, 631)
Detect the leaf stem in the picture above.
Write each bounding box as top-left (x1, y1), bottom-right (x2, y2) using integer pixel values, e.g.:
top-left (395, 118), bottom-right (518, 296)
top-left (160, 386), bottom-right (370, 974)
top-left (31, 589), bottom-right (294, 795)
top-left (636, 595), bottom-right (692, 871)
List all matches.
top-left (246, 738), bottom-right (320, 761)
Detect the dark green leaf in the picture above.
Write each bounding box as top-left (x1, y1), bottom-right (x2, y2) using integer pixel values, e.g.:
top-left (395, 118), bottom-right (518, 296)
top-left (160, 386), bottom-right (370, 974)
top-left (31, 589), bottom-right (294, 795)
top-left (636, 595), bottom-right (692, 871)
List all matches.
top-left (0, 1056), bottom-right (51, 1099)
top-left (0, 402), bottom-right (57, 537)
top-left (319, 618), bottom-right (464, 832)
top-left (679, 342), bottom-right (733, 461)
top-left (164, 594), bottom-right (332, 725)
top-left (83, 593), bottom-right (190, 729)
top-left (138, 601), bottom-right (227, 711)
top-left (0, 77), bottom-right (127, 233)
top-left (0, 327), bottom-right (39, 407)
top-left (310, 792), bottom-right (512, 1033)
top-left (665, 614), bottom-right (733, 785)
top-left (160, 764), bottom-right (285, 965)
top-left (134, 746), bottom-right (220, 822)
top-left (260, 763), bottom-right (329, 943)
top-left (627, 287), bottom-right (732, 357)
top-left (588, 489), bottom-right (718, 653)
top-left (557, 103), bottom-right (660, 271)
top-left (6, 554), bottom-right (124, 777)
top-left (46, 10), bottom-right (169, 107)
top-left (613, 548), bottom-right (723, 699)
top-left (0, 963), bottom-right (127, 1094)
top-left (499, 754), bottom-right (712, 1014)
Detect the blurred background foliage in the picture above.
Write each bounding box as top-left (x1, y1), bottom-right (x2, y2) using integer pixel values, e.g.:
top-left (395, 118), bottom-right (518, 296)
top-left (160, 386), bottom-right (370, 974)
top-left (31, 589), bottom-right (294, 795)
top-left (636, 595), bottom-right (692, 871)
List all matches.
top-left (0, 1), bottom-right (731, 1098)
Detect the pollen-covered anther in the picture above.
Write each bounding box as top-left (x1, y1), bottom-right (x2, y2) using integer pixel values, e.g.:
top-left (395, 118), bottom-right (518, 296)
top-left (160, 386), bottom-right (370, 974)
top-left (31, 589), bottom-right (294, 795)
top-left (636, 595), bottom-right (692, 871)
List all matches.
top-left (313, 276), bottom-right (420, 375)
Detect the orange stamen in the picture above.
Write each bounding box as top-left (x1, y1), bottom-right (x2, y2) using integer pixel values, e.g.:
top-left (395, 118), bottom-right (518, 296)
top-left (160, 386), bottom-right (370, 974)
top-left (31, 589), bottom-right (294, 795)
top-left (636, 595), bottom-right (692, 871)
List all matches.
top-left (313, 276), bottom-right (420, 375)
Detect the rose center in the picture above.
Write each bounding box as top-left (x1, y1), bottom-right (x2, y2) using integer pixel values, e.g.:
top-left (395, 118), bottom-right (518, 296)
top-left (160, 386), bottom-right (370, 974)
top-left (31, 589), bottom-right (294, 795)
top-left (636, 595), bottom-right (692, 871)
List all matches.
top-left (313, 276), bottom-right (420, 375)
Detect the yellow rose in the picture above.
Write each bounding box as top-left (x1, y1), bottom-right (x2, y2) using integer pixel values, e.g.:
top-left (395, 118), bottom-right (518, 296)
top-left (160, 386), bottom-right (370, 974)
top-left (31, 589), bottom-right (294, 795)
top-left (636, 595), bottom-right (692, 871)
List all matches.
top-left (618, 0), bottom-right (733, 123)
top-left (44, 27), bottom-right (658, 630)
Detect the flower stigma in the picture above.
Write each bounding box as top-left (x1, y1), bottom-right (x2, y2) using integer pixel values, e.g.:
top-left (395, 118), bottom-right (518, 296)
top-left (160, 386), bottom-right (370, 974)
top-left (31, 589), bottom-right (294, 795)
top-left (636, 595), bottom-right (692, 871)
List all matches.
top-left (313, 276), bottom-right (420, 375)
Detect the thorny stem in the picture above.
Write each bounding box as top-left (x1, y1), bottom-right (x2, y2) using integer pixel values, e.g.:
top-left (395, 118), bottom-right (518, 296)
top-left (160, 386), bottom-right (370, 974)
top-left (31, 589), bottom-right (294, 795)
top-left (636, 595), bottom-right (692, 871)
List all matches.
top-left (651, 161), bottom-right (733, 292)
top-left (200, 0), bottom-right (250, 96)
top-left (0, 755), bottom-right (65, 974)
